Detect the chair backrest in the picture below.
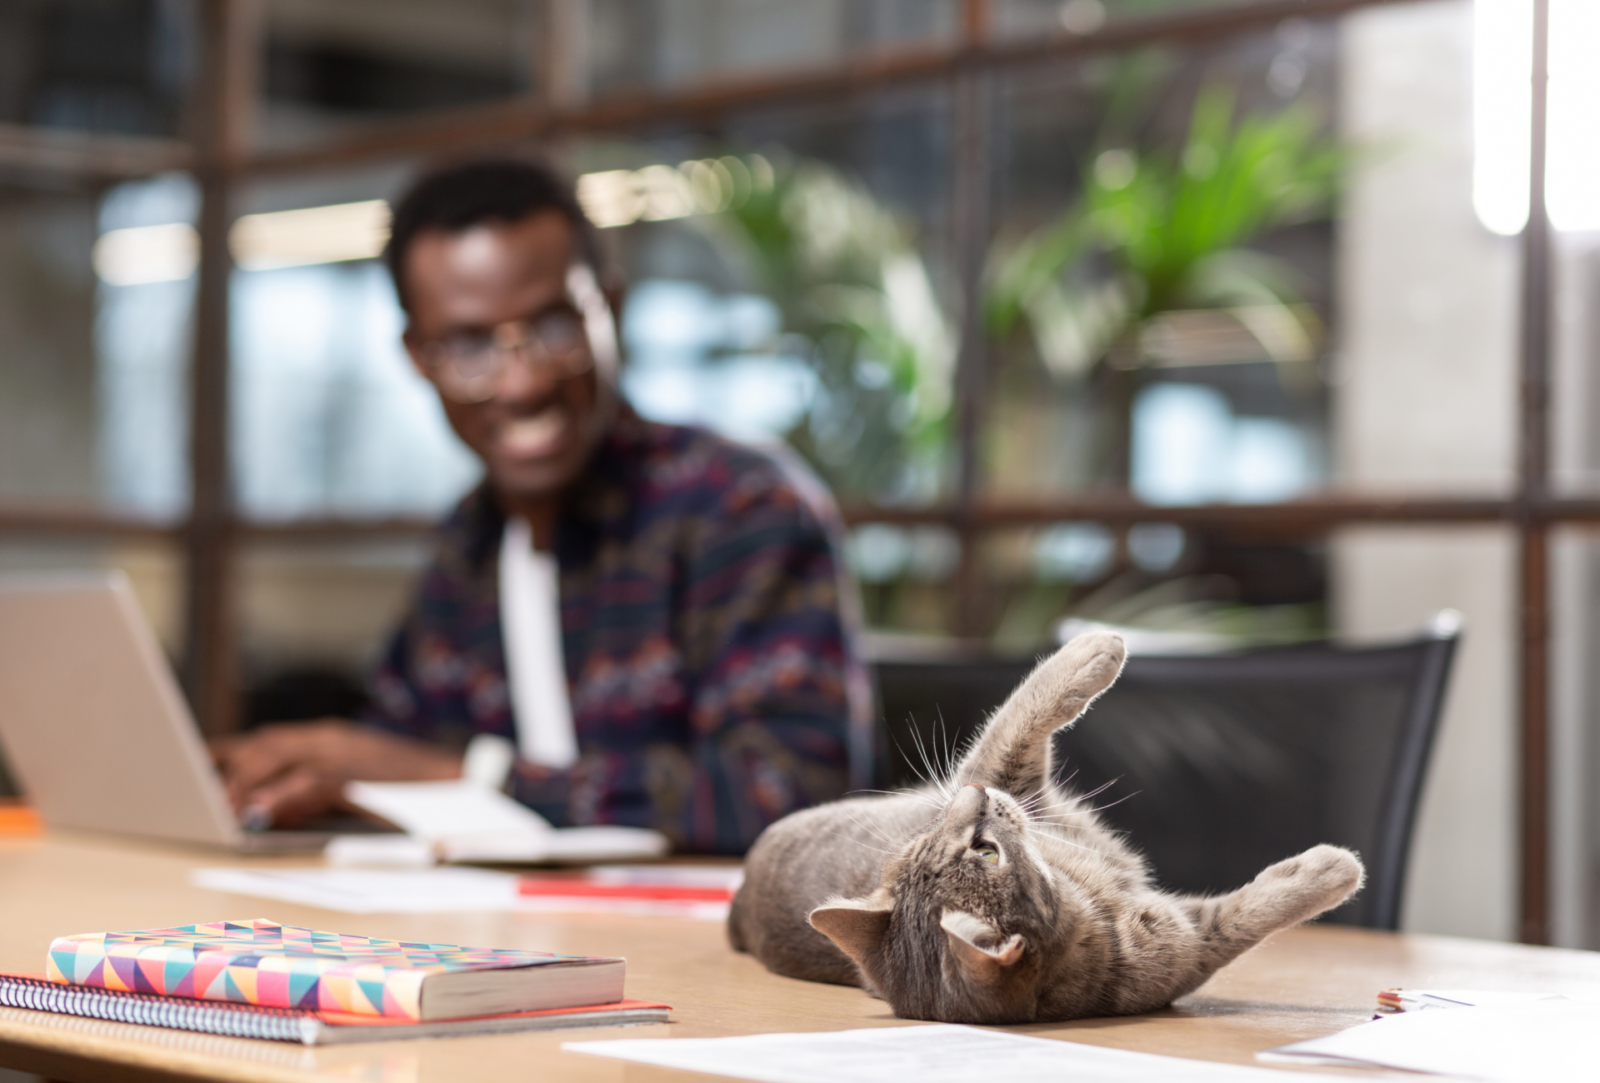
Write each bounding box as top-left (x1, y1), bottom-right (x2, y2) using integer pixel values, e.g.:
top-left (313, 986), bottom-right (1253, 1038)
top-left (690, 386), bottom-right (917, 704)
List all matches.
top-left (871, 619), bottom-right (1459, 930)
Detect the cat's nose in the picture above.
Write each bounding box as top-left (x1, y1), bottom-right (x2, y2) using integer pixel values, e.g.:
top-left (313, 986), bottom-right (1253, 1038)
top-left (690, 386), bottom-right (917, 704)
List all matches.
top-left (952, 783), bottom-right (989, 821)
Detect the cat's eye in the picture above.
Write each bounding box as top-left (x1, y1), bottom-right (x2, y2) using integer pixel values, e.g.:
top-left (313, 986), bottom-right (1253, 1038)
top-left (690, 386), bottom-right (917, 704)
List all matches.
top-left (975, 845), bottom-right (1000, 866)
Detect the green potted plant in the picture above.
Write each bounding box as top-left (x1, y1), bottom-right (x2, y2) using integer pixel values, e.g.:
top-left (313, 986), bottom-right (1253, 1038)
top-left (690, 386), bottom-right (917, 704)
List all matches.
top-left (985, 84), bottom-right (1344, 485)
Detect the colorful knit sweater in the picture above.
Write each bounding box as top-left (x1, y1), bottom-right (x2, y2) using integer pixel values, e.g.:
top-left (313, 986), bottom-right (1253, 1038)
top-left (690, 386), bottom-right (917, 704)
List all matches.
top-left (363, 411), bottom-right (861, 853)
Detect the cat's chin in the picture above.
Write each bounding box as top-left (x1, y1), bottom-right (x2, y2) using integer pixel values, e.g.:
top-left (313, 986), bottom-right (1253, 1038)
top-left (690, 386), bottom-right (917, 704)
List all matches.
top-left (728, 631), bottom-right (1367, 1024)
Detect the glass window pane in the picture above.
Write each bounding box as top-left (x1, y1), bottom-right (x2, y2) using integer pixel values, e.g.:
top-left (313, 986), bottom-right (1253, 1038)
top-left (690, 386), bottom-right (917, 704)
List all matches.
top-left (586, 0), bottom-right (959, 96)
top-left (259, 0), bottom-right (538, 152)
top-left (0, 0), bottom-right (192, 138)
top-left (987, 20), bottom-right (1338, 502)
top-left (96, 172), bottom-right (197, 518)
top-left (0, 181), bottom-right (100, 506)
top-left (2, 173), bottom-right (193, 515)
top-left (847, 522), bottom-right (962, 636)
top-left (568, 88), bottom-right (956, 506)
top-left (995, 0), bottom-right (1254, 40)
top-left (966, 523), bottom-right (1327, 646)
top-left (229, 168), bottom-right (482, 521)
top-left (0, 176), bottom-right (191, 515)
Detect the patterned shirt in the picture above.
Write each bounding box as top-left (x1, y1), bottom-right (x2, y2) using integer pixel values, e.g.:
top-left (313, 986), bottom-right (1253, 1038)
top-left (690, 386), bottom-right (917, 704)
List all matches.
top-left (363, 409), bottom-right (864, 853)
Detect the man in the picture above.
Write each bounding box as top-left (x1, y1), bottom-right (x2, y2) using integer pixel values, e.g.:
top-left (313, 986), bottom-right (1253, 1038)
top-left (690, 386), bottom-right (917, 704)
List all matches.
top-left (213, 158), bottom-right (863, 853)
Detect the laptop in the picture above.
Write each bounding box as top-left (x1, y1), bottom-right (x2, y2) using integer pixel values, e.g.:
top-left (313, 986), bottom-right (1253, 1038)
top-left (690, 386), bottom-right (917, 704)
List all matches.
top-left (0, 572), bottom-right (355, 853)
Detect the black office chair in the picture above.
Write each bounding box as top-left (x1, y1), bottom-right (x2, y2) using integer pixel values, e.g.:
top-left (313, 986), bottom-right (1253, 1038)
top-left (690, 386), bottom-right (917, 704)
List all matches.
top-left (871, 615), bottom-right (1460, 930)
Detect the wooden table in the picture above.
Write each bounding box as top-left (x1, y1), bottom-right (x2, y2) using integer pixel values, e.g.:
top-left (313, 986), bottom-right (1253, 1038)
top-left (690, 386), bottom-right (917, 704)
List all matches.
top-left (4, 834), bottom-right (1600, 1083)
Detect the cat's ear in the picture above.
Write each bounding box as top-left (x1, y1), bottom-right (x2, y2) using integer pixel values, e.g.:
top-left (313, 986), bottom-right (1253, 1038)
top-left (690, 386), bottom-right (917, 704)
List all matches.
top-left (940, 909), bottom-right (1024, 984)
top-left (809, 895), bottom-right (893, 964)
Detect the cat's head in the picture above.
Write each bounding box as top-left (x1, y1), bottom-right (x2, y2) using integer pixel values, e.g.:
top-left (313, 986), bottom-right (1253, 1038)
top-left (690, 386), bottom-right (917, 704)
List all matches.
top-left (809, 781), bottom-right (1073, 1024)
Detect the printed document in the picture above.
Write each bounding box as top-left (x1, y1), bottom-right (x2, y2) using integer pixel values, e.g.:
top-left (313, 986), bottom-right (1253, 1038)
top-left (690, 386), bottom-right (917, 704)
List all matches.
top-left (1263, 998), bottom-right (1600, 1081)
top-left (568, 1024), bottom-right (1320, 1083)
top-left (191, 866), bottom-right (522, 914)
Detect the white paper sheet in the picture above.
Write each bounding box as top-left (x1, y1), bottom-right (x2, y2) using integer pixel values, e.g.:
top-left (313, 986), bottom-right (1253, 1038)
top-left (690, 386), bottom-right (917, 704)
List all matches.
top-left (193, 865), bottom-right (736, 919)
top-left (192, 867), bottom-right (522, 914)
top-left (585, 864), bottom-right (744, 891)
top-left (442, 825), bottom-right (670, 864)
top-left (1378, 989), bottom-right (1564, 1012)
top-left (513, 896), bottom-right (730, 921)
top-left (567, 1024), bottom-right (1316, 1083)
top-left (341, 780), bottom-right (669, 864)
top-left (1263, 999), bottom-right (1600, 1081)
top-left (344, 780), bottom-right (555, 840)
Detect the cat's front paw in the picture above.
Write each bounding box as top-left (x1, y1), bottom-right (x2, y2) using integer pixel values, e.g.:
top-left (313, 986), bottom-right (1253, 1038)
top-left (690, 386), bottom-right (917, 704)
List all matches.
top-left (1257, 844), bottom-right (1364, 917)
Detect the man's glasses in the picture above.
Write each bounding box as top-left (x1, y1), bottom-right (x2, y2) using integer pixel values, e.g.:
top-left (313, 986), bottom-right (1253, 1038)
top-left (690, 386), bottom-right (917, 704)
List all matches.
top-left (418, 307), bottom-right (593, 404)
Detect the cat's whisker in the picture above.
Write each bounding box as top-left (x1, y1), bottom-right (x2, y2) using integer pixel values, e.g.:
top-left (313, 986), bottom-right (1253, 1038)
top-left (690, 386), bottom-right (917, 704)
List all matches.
top-left (827, 820), bottom-right (900, 857)
top-left (839, 809), bottom-right (908, 851)
top-left (874, 793), bottom-right (943, 814)
top-left (842, 807), bottom-right (898, 836)
top-left (1028, 801), bottom-right (1108, 821)
top-left (939, 705), bottom-right (981, 799)
top-left (1028, 789), bottom-right (1100, 809)
top-left (1020, 791), bottom-right (1081, 819)
top-left (937, 709), bottom-right (960, 798)
top-left (732, 631), bottom-right (1367, 1025)
top-left (901, 717), bottom-right (949, 795)
top-left (1080, 790), bottom-right (1141, 816)
top-left (1018, 786), bottom-right (1054, 811)
top-left (923, 709), bottom-right (956, 801)
top-left (1021, 777), bottom-right (1124, 820)
top-left (1025, 824), bottom-right (1101, 854)
top-left (1027, 803), bottom-right (1086, 818)
top-left (889, 729), bottom-right (925, 786)
top-left (886, 731), bottom-right (961, 813)
top-left (1074, 777), bottom-right (1122, 803)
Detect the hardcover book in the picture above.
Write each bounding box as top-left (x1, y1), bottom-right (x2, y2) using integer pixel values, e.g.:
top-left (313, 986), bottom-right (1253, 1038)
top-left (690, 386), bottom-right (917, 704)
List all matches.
top-left (46, 919), bottom-right (625, 1021)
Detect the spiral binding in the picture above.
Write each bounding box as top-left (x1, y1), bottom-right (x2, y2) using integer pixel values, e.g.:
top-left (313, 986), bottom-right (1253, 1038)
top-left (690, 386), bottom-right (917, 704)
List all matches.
top-left (0, 975), bottom-right (317, 1044)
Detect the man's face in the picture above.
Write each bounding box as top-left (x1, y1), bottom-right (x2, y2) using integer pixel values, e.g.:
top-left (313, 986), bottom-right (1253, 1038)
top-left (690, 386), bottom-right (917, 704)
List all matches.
top-left (402, 212), bottom-right (613, 508)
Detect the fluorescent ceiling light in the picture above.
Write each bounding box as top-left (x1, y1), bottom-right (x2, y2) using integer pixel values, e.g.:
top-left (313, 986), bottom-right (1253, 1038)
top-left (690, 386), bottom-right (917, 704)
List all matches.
top-left (94, 157), bottom-right (777, 286)
top-left (577, 155), bottom-right (774, 229)
top-left (94, 199), bottom-right (390, 285)
top-left (231, 199), bottom-right (390, 270)
top-left (1475, 0), bottom-right (1600, 234)
top-left (92, 223), bottom-right (199, 286)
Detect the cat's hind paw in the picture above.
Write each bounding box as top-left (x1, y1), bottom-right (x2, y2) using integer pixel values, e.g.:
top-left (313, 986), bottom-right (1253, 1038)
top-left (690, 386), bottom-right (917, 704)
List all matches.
top-left (1044, 630), bottom-right (1127, 708)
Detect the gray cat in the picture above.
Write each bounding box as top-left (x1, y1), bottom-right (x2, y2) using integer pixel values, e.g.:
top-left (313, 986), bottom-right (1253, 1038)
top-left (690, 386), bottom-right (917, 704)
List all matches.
top-left (727, 630), bottom-right (1363, 1024)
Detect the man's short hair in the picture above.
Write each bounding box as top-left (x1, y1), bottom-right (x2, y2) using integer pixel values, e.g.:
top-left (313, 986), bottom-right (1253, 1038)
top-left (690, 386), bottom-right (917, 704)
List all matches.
top-left (384, 157), bottom-right (601, 312)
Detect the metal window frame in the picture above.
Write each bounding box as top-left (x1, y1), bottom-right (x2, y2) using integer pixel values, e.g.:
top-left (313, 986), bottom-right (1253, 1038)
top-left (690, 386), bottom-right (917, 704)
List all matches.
top-left (0, 0), bottom-right (1563, 944)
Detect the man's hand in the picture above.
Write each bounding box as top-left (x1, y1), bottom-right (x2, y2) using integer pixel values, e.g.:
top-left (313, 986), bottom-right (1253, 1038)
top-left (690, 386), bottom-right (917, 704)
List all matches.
top-left (210, 720), bottom-right (463, 828)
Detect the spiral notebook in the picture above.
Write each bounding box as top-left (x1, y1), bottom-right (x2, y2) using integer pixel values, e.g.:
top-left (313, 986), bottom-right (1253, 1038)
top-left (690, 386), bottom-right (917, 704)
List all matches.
top-left (0, 972), bottom-right (668, 1045)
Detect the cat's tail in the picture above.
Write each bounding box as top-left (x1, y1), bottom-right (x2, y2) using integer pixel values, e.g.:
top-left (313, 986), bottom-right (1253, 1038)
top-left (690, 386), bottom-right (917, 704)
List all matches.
top-left (1163, 844), bottom-right (1364, 1003)
top-left (951, 630), bottom-right (1126, 799)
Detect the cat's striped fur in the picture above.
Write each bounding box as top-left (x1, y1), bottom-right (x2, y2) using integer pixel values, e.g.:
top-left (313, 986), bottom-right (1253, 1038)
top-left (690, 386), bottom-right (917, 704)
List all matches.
top-left (727, 630), bottom-right (1363, 1023)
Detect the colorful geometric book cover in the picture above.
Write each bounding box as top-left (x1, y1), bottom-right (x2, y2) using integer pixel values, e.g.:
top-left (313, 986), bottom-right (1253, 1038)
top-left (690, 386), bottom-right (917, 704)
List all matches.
top-left (45, 918), bottom-right (594, 1021)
